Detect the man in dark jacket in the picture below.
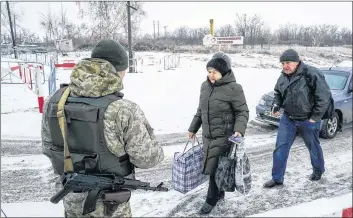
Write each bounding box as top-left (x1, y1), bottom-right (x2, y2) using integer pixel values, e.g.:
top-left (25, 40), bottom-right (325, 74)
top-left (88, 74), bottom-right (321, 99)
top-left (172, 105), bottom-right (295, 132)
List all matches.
top-left (188, 52), bottom-right (249, 214)
top-left (263, 49), bottom-right (331, 188)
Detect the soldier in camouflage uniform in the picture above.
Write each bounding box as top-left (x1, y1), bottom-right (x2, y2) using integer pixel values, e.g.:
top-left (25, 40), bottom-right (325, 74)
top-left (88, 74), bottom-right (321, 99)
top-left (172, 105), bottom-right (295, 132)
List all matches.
top-left (41, 39), bottom-right (164, 217)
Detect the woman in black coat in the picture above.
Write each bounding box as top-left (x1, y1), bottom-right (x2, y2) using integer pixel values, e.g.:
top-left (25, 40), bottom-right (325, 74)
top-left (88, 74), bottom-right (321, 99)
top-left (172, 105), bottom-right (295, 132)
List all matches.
top-left (188, 52), bottom-right (249, 214)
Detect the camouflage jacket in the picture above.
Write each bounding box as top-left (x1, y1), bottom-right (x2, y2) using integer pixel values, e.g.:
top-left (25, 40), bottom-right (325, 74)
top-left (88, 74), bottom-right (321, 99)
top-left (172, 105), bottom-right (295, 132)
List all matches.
top-left (41, 58), bottom-right (164, 217)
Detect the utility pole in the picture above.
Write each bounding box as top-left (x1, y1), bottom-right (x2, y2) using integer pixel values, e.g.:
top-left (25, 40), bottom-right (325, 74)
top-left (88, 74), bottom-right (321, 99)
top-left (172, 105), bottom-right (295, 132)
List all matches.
top-left (163, 26), bottom-right (167, 38)
top-left (61, 2), bottom-right (64, 37)
top-left (14, 14), bottom-right (17, 44)
top-left (127, 1), bottom-right (137, 73)
top-left (244, 14), bottom-right (246, 49)
top-left (6, 1), bottom-right (17, 58)
top-left (153, 20), bottom-right (155, 39)
top-left (157, 20), bottom-right (160, 39)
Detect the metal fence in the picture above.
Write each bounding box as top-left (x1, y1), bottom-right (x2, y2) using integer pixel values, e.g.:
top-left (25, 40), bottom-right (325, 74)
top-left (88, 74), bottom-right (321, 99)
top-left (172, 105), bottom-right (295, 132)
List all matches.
top-left (2, 52), bottom-right (58, 66)
top-left (1, 61), bottom-right (46, 86)
top-left (158, 53), bottom-right (180, 71)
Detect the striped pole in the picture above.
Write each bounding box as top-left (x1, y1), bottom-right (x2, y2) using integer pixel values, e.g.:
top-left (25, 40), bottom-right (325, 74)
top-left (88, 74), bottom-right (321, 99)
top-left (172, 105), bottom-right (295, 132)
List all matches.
top-left (34, 65), bottom-right (45, 113)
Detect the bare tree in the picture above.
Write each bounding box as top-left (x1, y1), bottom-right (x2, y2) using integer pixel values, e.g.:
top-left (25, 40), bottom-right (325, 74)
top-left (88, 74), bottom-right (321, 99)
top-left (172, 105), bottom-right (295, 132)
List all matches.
top-left (276, 24), bottom-right (290, 41)
top-left (39, 11), bottom-right (61, 45)
top-left (218, 24), bottom-right (235, 37)
top-left (194, 27), bottom-right (210, 39)
top-left (122, 2), bottom-right (146, 43)
top-left (248, 14), bottom-right (263, 48)
top-left (326, 25), bottom-right (339, 46)
top-left (309, 24), bottom-right (329, 46)
top-left (173, 26), bottom-right (190, 39)
top-left (77, 1), bottom-right (145, 42)
top-left (302, 26), bottom-right (313, 45)
top-left (1, 2), bottom-right (41, 45)
top-left (290, 24), bottom-right (300, 41)
top-left (1, 2), bottom-right (23, 41)
top-left (58, 3), bottom-right (69, 38)
top-left (258, 25), bottom-right (271, 49)
top-left (235, 13), bottom-right (248, 48)
top-left (339, 28), bottom-right (352, 45)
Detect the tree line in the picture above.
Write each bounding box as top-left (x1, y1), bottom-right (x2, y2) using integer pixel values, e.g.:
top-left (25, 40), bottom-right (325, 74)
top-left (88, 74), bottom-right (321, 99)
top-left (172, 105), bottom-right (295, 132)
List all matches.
top-left (1, 2), bottom-right (352, 52)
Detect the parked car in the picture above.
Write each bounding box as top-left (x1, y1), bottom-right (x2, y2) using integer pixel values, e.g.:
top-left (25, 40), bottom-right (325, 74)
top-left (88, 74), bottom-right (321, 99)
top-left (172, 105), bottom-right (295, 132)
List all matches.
top-left (255, 63), bottom-right (352, 139)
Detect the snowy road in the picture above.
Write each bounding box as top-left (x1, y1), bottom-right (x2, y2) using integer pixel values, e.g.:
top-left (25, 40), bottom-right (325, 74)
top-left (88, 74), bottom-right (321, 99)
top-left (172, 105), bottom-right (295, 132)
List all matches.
top-left (1, 123), bottom-right (352, 217)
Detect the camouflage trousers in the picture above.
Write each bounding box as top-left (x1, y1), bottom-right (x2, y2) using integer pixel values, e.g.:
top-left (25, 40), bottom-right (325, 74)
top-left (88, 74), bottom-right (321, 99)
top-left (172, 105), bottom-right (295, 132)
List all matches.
top-left (62, 193), bottom-right (132, 217)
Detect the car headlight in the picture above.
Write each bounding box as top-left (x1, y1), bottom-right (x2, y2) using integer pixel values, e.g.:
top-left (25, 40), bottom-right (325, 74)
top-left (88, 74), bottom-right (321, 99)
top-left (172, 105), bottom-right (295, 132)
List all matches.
top-left (258, 98), bottom-right (266, 106)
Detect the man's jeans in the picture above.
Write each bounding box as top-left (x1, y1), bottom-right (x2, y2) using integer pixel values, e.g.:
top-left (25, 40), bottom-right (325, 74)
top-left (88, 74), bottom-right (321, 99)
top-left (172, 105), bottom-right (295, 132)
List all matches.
top-left (272, 113), bottom-right (325, 183)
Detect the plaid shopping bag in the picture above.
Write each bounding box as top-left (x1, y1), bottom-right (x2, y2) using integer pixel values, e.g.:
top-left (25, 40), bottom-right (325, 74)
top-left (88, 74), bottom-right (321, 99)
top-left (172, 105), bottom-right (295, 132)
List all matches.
top-left (172, 137), bottom-right (206, 194)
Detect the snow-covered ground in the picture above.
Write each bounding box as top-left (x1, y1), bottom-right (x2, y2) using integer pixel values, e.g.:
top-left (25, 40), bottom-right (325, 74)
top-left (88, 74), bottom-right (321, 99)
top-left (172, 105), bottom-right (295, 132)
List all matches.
top-left (2, 52), bottom-right (283, 138)
top-left (249, 192), bottom-right (352, 217)
top-left (1, 127), bottom-right (352, 217)
top-left (2, 192), bottom-right (351, 217)
top-left (2, 48), bottom-right (347, 138)
top-left (1, 49), bottom-right (352, 217)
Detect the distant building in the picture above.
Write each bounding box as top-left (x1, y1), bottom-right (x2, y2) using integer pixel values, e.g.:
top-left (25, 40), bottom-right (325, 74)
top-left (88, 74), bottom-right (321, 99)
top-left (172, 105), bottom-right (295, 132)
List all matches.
top-left (55, 39), bottom-right (84, 52)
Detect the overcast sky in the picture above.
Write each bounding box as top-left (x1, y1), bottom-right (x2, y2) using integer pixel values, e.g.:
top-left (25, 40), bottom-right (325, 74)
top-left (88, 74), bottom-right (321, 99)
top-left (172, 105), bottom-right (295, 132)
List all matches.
top-left (7, 1), bottom-right (353, 38)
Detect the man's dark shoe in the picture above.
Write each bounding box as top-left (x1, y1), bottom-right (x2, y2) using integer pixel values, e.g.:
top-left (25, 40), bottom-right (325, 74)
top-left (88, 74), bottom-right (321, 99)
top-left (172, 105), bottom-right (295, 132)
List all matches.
top-left (309, 174), bottom-right (322, 181)
top-left (218, 191), bottom-right (225, 200)
top-left (263, 179), bottom-right (283, 188)
top-left (199, 202), bottom-right (215, 215)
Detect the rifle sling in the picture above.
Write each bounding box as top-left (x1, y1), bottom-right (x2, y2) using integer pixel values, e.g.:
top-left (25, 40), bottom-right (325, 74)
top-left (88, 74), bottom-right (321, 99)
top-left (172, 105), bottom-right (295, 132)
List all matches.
top-left (56, 87), bottom-right (74, 173)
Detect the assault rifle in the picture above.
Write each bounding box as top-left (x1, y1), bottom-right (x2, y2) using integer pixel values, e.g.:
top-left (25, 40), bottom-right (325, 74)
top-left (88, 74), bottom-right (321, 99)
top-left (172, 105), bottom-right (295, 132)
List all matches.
top-left (50, 172), bottom-right (168, 215)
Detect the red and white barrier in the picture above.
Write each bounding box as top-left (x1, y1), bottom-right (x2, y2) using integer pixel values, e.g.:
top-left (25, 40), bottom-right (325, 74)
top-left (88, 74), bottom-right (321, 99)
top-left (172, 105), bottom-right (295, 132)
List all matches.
top-left (8, 62), bottom-right (46, 113)
top-left (55, 59), bottom-right (76, 70)
top-left (5, 57), bottom-right (80, 113)
top-left (33, 65), bottom-right (45, 113)
top-left (19, 63), bottom-right (36, 90)
top-left (10, 65), bottom-right (20, 72)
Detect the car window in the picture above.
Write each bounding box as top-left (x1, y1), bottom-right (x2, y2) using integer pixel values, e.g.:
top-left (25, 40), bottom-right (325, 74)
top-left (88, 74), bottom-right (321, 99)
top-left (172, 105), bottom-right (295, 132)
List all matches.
top-left (322, 70), bottom-right (350, 90)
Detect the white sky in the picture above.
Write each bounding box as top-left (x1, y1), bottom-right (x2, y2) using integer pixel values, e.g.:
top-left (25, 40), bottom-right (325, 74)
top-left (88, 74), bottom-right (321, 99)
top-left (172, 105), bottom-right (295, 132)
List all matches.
top-left (6, 2), bottom-right (353, 38)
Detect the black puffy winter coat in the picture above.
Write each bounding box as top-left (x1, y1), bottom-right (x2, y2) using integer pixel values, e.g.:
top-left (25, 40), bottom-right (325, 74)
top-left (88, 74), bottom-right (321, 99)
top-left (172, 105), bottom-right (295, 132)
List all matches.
top-left (188, 71), bottom-right (249, 175)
